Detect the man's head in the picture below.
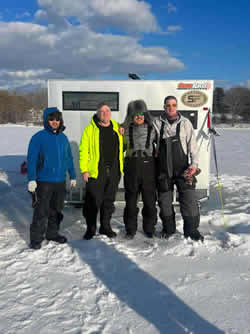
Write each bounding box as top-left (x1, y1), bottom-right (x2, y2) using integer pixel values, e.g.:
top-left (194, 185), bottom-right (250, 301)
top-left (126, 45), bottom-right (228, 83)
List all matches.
top-left (44, 107), bottom-right (63, 133)
top-left (97, 102), bottom-right (111, 126)
top-left (132, 100), bottom-right (147, 126)
top-left (163, 95), bottom-right (178, 120)
top-left (123, 99), bottom-right (152, 128)
top-left (47, 111), bottom-right (62, 131)
top-left (133, 111), bottom-right (145, 126)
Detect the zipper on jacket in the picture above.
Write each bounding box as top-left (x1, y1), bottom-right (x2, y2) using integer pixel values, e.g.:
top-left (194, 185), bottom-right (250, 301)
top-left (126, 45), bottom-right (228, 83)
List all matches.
top-left (56, 135), bottom-right (61, 181)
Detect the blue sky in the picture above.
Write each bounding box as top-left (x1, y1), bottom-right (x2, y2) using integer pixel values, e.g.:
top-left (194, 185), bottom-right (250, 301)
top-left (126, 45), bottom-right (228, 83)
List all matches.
top-left (0, 0), bottom-right (249, 90)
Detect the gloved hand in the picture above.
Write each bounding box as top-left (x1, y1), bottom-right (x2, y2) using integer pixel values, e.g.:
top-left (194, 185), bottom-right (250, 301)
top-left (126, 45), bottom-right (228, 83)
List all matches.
top-left (28, 180), bottom-right (37, 193)
top-left (70, 179), bottom-right (76, 188)
top-left (185, 165), bottom-right (197, 176)
top-left (183, 166), bottom-right (201, 185)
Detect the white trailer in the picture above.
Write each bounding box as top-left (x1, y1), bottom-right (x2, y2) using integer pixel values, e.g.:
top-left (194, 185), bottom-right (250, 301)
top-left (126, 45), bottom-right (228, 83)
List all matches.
top-left (48, 79), bottom-right (214, 204)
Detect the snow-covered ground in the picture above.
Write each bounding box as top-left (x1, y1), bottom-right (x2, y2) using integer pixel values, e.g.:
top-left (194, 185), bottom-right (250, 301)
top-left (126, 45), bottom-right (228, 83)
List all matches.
top-left (0, 125), bottom-right (250, 334)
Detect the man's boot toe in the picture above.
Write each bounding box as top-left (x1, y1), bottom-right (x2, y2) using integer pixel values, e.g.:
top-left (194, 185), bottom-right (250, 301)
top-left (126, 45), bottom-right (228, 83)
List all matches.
top-left (29, 241), bottom-right (42, 250)
top-left (99, 227), bottom-right (117, 238)
top-left (47, 234), bottom-right (67, 244)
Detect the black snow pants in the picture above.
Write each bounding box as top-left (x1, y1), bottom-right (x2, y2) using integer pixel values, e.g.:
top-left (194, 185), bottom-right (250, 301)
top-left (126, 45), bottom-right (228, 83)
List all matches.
top-left (123, 156), bottom-right (157, 235)
top-left (157, 122), bottom-right (200, 236)
top-left (83, 162), bottom-right (120, 234)
top-left (30, 181), bottom-right (66, 244)
top-left (158, 178), bottom-right (200, 236)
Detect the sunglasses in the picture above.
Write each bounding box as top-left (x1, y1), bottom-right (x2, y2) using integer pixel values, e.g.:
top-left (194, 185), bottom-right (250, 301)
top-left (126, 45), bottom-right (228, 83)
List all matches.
top-left (133, 112), bottom-right (144, 116)
top-left (47, 113), bottom-right (61, 121)
top-left (166, 103), bottom-right (177, 108)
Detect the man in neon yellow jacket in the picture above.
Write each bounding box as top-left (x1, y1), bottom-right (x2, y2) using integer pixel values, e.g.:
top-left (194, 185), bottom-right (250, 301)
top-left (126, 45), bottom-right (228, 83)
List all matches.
top-left (79, 103), bottom-right (123, 240)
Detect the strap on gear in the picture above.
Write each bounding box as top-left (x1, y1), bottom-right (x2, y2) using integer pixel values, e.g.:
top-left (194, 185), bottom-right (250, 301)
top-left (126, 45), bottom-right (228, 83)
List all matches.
top-left (211, 133), bottom-right (226, 226)
top-left (129, 124), bottom-right (153, 150)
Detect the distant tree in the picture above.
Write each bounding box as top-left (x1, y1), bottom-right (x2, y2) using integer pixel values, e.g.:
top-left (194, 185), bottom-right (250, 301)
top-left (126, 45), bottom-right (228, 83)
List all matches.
top-left (238, 88), bottom-right (250, 122)
top-left (213, 87), bottom-right (226, 116)
top-left (223, 87), bottom-right (250, 125)
top-left (0, 90), bottom-right (32, 123)
top-left (25, 88), bottom-right (48, 110)
top-left (0, 91), bottom-right (11, 123)
top-left (0, 88), bottom-right (47, 124)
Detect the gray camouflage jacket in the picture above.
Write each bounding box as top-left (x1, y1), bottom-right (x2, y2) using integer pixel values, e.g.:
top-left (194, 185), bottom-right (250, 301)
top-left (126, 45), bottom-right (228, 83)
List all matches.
top-left (124, 123), bottom-right (158, 158)
top-left (154, 113), bottom-right (199, 168)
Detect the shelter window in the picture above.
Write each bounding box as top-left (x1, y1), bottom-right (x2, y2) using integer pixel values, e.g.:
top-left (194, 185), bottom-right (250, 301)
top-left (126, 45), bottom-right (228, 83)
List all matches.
top-left (63, 91), bottom-right (119, 111)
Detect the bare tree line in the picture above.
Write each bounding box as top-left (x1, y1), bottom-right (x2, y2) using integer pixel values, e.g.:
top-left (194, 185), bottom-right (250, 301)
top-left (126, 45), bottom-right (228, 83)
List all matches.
top-left (0, 88), bottom-right (47, 124)
top-left (213, 86), bottom-right (250, 125)
top-left (1, 86), bottom-right (250, 126)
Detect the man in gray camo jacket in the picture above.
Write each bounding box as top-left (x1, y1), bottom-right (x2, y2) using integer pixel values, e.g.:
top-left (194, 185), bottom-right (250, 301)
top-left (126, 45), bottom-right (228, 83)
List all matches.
top-left (122, 100), bottom-right (158, 239)
top-left (155, 95), bottom-right (204, 242)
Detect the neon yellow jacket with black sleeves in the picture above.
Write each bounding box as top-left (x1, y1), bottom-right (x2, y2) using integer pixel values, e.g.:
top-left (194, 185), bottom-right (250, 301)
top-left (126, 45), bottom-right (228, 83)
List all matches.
top-left (79, 115), bottom-right (123, 178)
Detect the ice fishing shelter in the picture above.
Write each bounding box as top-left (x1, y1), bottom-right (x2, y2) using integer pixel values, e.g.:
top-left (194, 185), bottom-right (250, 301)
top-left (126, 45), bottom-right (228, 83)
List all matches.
top-left (48, 79), bottom-right (214, 204)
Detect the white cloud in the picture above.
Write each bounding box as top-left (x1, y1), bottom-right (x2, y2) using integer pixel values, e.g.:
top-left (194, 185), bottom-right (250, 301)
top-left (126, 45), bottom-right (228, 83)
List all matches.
top-left (16, 11), bottom-right (31, 19)
top-left (37, 0), bottom-right (159, 34)
top-left (0, 21), bottom-right (46, 35)
top-left (0, 79), bottom-right (46, 91)
top-left (0, 20), bottom-right (184, 90)
top-left (159, 25), bottom-right (182, 35)
top-left (167, 25), bottom-right (182, 32)
top-left (0, 0), bottom-right (186, 90)
top-left (34, 9), bottom-right (48, 21)
top-left (168, 2), bottom-right (177, 13)
top-left (0, 69), bottom-right (52, 79)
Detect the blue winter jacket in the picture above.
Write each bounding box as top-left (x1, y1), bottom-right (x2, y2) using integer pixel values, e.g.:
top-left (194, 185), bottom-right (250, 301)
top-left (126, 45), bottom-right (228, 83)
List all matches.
top-left (27, 107), bottom-right (76, 182)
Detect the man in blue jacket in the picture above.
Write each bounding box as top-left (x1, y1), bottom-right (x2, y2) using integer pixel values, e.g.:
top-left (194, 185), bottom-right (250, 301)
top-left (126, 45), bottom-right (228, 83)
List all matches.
top-left (27, 107), bottom-right (76, 250)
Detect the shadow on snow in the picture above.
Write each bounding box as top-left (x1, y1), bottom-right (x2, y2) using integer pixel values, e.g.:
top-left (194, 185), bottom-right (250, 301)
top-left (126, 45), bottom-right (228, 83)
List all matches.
top-left (0, 155), bottom-right (32, 244)
top-left (72, 239), bottom-right (224, 334)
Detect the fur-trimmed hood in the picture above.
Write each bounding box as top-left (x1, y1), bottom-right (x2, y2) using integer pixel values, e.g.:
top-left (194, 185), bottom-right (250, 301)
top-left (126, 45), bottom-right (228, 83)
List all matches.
top-left (121, 99), bottom-right (154, 129)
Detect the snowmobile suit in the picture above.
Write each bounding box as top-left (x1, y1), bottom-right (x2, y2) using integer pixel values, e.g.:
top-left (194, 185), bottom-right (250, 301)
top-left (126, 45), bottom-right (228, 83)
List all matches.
top-left (81, 115), bottom-right (122, 237)
top-left (157, 118), bottom-right (200, 237)
top-left (123, 123), bottom-right (157, 236)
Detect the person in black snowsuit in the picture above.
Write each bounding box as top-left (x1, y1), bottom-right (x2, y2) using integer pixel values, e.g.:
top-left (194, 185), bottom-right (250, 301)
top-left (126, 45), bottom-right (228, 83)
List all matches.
top-left (155, 96), bottom-right (204, 242)
top-left (122, 100), bottom-right (158, 239)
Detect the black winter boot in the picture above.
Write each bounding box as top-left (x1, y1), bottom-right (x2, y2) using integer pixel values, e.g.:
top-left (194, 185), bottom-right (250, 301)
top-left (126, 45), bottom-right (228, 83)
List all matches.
top-left (126, 233), bottom-right (135, 240)
top-left (83, 230), bottom-right (96, 240)
top-left (186, 230), bottom-right (204, 242)
top-left (46, 234), bottom-right (67, 244)
top-left (161, 215), bottom-right (176, 238)
top-left (145, 232), bottom-right (154, 238)
top-left (29, 241), bottom-right (41, 250)
top-left (183, 216), bottom-right (204, 242)
top-left (99, 226), bottom-right (117, 238)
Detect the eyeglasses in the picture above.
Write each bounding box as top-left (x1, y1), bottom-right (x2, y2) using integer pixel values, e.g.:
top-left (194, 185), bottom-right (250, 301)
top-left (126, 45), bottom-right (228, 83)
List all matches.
top-left (166, 103), bottom-right (177, 108)
top-left (133, 112), bottom-right (144, 116)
